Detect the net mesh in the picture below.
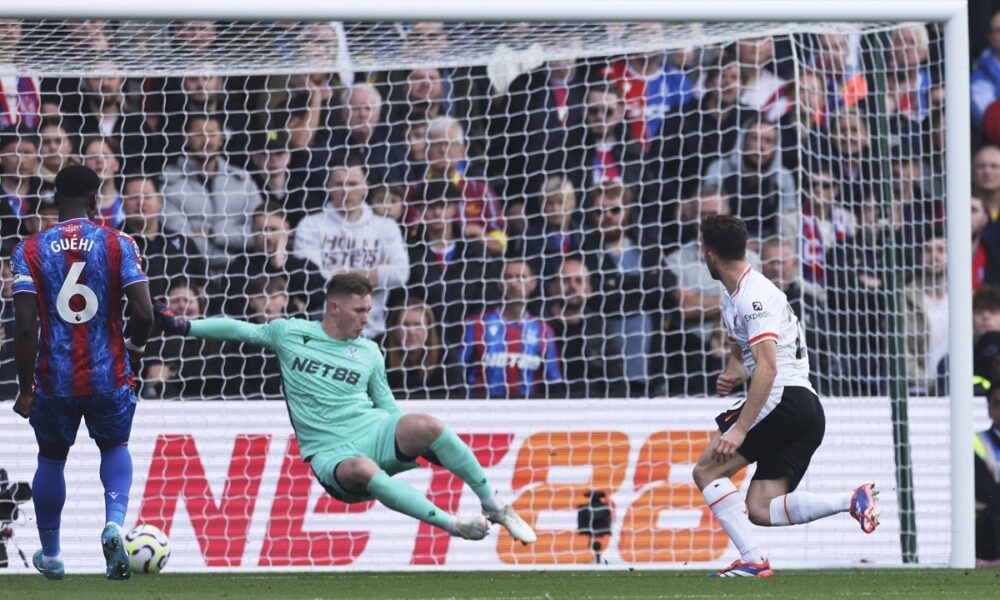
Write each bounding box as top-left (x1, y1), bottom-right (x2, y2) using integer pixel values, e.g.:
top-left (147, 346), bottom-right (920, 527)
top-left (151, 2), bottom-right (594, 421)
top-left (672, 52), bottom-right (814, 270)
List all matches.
top-left (0, 17), bottom-right (955, 569)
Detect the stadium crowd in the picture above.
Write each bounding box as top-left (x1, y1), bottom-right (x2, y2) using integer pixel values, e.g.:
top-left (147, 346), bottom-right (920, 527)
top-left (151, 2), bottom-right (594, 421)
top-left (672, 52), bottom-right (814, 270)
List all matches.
top-left (0, 16), bottom-right (990, 405)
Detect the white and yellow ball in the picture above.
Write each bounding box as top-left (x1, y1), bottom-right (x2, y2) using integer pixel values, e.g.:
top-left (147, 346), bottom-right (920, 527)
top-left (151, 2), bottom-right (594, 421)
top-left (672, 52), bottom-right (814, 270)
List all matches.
top-left (125, 524), bottom-right (171, 574)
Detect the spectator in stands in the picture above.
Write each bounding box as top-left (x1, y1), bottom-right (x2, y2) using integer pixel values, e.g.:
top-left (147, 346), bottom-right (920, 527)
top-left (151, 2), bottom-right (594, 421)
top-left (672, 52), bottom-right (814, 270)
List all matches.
top-left (293, 155), bottom-right (409, 338)
top-left (738, 36), bottom-right (789, 121)
top-left (602, 22), bottom-right (694, 150)
top-left (799, 160), bottom-right (856, 287)
top-left (886, 25), bottom-right (932, 124)
top-left (975, 386), bottom-right (1000, 561)
top-left (37, 119), bottom-right (77, 186)
top-left (545, 256), bottom-right (625, 398)
top-left (385, 299), bottom-right (460, 399)
top-left (0, 128), bottom-right (46, 239)
top-left (166, 70), bottom-right (254, 166)
top-left (975, 195), bottom-right (1000, 293)
top-left (760, 237), bottom-right (840, 393)
top-left (974, 144), bottom-right (1000, 221)
top-left (121, 174), bottom-right (208, 303)
top-left (403, 179), bottom-right (500, 345)
top-left (326, 83), bottom-right (407, 187)
top-left (704, 118), bottom-right (796, 242)
top-left (582, 180), bottom-right (662, 395)
top-left (972, 11), bottom-right (1000, 128)
top-left (566, 82), bottom-right (644, 197)
top-left (216, 276), bottom-right (286, 398)
top-left (80, 136), bottom-right (124, 229)
top-left (249, 129), bottom-right (293, 209)
top-left (778, 67), bottom-right (827, 170)
top-left (975, 286), bottom-right (1000, 342)
top-left (460, 257), bottom-right (562, 398)
top-left (57, 70), bottom-right (128, 139)
top-left (141, 279), bottom-right (224, 399)
top-left (162, 113), bottom-right (263, 271)
top-left (973, 333), bottom-right (1000, 397)
top-left (393, 67), bottom-right (448, 126)
top-left (486, 55), bottom-right (587, 200)
top-left (402, 120), bottom-right (429, 185)
top-left (222, 206), bottom-right (324, 317)
top-left (902, 233), bottom-right (949, 395)
top-left (367, 184), bottom-right (406, 223)
top-left (414, 115), bottom-right (505, 256)
top-left (653, 50), bottom-right (756, 202)
top-left (0, 20), bottom-right (40, 131)
top-left (826, 108), bottom-right (877, 207)
top-left (19, 197), bottom-right (58, 236)
top-left (523, 174), bottom-right (585, 282)
top-left (807, 33), bottom-right (868, 127)
top-left (171, 20), bottom-right (217, 57)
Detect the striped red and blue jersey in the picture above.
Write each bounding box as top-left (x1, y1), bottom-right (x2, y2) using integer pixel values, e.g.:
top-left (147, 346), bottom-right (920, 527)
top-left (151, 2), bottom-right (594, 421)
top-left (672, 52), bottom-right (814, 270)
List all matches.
top-left (11, 218), bottom-right (147, 397)
top-left (461, 308), bottom-right (562, 398)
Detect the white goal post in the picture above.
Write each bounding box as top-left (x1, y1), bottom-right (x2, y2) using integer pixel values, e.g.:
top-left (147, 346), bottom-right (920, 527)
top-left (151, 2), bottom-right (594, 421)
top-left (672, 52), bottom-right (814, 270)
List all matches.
top-left (1, 0), bottom-right (973, 569)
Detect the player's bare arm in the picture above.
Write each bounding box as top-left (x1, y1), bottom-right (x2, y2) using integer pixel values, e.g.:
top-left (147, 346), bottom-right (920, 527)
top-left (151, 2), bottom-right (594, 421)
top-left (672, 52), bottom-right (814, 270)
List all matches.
top-left (716, 341), bottom-right (750, 396)
top-left (12, 292), bottom-right (39, 418)
top-left (714, 339), bottom-right (778, 462)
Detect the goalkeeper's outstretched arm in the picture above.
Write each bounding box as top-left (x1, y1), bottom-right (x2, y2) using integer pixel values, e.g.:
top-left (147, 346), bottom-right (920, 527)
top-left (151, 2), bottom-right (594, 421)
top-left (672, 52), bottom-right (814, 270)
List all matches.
top-left (155, 303), bottom-right (277, 350)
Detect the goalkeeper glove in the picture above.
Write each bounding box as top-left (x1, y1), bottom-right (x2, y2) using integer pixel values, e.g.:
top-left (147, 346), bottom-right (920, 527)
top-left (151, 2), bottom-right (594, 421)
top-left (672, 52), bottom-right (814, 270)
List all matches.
top-left (155, 302), bottom-right (191, 335)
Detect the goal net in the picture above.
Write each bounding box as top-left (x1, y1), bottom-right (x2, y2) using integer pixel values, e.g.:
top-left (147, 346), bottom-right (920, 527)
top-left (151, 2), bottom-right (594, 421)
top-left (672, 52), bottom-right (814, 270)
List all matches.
top-left (0, 16), bottom-right (970, 571)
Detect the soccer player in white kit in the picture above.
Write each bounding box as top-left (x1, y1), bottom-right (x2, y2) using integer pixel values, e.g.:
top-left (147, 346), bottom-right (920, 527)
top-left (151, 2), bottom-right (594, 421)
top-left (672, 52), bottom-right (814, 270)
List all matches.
top-left (691, 215), bottom-right (879, 578)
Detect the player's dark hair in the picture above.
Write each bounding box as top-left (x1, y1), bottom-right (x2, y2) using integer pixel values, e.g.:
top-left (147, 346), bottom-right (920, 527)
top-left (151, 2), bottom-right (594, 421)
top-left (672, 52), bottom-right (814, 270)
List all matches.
top-left (700, 214), bottom-right (748, 261)
top-left (54, 165), bottom-right (101, 206)
top-left (326, 272), bottom-right (374, 299)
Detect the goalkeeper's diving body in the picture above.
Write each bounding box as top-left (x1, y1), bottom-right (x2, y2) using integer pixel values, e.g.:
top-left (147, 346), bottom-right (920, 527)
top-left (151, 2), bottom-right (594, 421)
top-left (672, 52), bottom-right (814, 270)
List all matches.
top-left (156, 272), bottom-right (536, 544)
top-left (693, 215), bottom-right (879, 578)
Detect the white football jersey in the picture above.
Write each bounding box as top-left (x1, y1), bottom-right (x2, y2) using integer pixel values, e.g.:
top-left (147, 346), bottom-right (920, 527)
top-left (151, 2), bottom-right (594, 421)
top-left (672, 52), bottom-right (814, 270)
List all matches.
top-left (721, 266), bottom-right (814, 391)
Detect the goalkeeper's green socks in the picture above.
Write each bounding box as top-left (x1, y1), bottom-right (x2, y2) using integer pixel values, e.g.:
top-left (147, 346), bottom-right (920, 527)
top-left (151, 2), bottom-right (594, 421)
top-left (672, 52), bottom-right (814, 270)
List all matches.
top-left (429, 427), bottom-right (502, 512)
top-left (367, 471), bottom-right (452, 530)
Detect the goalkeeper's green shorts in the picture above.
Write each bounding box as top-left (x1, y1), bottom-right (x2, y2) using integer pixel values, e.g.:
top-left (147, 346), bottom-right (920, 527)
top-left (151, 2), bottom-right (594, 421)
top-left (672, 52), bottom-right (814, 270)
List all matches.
top-left (309, 412), bottom-right (419, 503)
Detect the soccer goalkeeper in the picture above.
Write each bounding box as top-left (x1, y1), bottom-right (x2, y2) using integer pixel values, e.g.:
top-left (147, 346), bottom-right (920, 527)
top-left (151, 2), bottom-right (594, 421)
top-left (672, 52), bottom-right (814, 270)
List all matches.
top-left (155, 272), bottom-right (536, 544)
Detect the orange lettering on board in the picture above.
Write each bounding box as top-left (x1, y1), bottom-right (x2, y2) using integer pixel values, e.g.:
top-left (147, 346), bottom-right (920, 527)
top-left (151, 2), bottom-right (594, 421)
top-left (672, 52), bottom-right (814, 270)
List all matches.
top-left (500, 431), bottom-right (629, 564)
top-left (619, 430), bottom-right (747, 563)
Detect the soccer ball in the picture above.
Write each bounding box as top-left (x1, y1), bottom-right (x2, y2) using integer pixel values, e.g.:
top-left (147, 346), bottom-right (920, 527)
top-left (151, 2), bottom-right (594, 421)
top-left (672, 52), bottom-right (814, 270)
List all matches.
top-left (124, 524), bottom-right (170, 574)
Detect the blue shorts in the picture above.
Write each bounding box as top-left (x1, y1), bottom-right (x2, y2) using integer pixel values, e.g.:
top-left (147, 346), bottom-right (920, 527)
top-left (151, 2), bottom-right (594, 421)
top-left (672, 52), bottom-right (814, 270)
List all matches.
top-left (29, 386), bottom-right (137, 454)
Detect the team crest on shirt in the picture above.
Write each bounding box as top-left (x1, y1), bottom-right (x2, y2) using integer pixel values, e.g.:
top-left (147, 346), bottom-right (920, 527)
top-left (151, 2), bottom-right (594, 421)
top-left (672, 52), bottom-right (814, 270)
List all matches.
top-left (347, 346), bottom-right (359, 360)
top-left (752, 301), bottom-right (763, 311)
top-left (487, 324), bottom-right (501, 336)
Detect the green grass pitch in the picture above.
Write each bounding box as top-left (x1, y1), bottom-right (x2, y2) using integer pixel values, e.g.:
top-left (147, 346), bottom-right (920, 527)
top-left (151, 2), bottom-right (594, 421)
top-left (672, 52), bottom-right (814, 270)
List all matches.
top-left (5, 569), bottom-right (1000, 600)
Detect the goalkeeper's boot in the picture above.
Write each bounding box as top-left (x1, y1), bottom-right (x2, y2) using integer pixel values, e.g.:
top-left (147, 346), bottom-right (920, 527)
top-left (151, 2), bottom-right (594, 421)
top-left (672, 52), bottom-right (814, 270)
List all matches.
top-left (32, 550), bottom-right (65, 580)
top-left (711, 558), bottom-right (773, 578)
top-left (850, 483), bottom-right (880, 534)
top-left (101, 522), bottom-right (132, 580)
top-left (453, 514), bottom-right (489, 540)
top-left (483, 505), bottom-right (537, 545)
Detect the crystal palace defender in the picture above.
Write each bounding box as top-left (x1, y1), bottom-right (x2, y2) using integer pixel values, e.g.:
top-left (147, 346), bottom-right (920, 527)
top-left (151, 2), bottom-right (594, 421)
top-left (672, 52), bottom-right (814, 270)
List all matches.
top-left (11, 165), bottom-right (154, 581)
top-left (154, 272), bottom-right (537, 545)
top-left (692, 214), bottom-right (879, 578)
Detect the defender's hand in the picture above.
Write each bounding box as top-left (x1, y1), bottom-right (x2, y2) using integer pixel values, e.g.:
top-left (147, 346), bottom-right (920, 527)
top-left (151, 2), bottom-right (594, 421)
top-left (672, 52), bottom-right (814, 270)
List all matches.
top-left (714, 426), bottom-right (746, 462)
top-left (155, 303), bottom-right (191, 335)
top-left (13, 390), bottom-right (34, 419)
top-left (716, 372), bottom-right (743, 396)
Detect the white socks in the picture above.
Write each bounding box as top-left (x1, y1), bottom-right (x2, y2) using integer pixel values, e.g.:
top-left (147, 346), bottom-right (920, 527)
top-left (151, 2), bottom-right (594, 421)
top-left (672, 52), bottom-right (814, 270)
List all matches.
top-left (480, 493), bottom-right (503, 513)
top-left (702, 478), bottom-right (764, 563)
top-left (768, 491), bottom-right (852, 526)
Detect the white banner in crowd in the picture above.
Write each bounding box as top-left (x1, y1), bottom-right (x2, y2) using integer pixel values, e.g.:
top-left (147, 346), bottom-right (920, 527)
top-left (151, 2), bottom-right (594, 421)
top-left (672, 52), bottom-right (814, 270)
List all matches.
top-left (0, 398), bottom-right (986, 572)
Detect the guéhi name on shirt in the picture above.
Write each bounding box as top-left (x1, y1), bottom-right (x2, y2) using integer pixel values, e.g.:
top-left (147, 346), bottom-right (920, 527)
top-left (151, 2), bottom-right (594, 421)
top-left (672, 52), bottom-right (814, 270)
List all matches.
top-left (49, 237), bottom-right (96, 253)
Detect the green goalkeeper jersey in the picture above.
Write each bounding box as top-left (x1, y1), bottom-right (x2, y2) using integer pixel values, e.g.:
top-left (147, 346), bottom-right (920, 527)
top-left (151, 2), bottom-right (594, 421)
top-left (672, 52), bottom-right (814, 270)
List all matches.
top-left (189, 317), bottom-right (402, 461)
